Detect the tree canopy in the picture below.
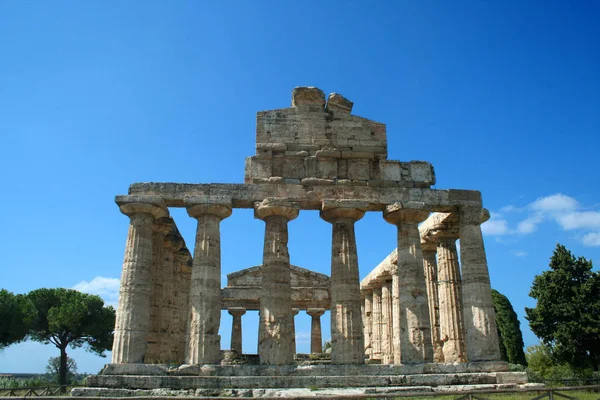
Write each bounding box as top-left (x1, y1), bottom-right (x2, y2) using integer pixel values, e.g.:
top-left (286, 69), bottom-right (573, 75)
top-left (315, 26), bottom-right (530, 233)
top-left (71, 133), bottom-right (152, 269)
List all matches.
top-left (0, 289), bottom-right (35, 349)
top-left (491, 289), bottom-right (527, 365)
top-left (525, 244), bottom-right (600, 371)
top-left (27, 288), bottom-right (115, 386)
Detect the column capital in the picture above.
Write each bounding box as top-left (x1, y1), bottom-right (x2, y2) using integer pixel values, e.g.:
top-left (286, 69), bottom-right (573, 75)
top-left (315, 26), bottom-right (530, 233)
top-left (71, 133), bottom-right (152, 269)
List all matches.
top-left (292, 308), bottom-right (300, 316)
top-left (420, 238), bottom-right (438, 253)
top-left (119, 202), bottom-right (169, 220)
top-left (254, 198), bottom-right (299, 221)
top-left (228, 307), bottom-right (247, 317)
top-left (459, 206), bottom-right (490, 225)
top-left (320, 200), bottom-right (367, 223)
top-left (306, 308), bottom-right (325, 317)
top-left (153, 217), bottom-right (174, 236)
top-left (383, 202), bottom-right (430, 225)
top-left (187, 203), bottom-right (232, 220)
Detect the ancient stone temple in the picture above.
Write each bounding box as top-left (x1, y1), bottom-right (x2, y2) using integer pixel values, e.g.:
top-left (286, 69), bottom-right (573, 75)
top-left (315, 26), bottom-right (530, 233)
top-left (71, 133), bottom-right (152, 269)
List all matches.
top-left (74, 87), bottom-right (530, 397)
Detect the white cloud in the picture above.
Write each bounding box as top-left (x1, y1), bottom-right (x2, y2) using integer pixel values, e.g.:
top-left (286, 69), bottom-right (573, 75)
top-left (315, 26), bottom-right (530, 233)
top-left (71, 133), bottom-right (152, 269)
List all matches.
top-left (73, 276), bottom-right (120, 308)
top-left (582, 232), bottom-right (600, 247)
top-left (295, 331), bottom-right (311, 344)
top-left (481, 214), bottom-right (509, 236)
top-left (530, 193), bottom-right (579, 212)
top-left (511, 250), bottom-right (528, 257)
top-left (499, 205), bottom-right (524, 213)
top-left (516, 214), bottom-right (544, 234)
top-left (555, 211), bottom-right (600, 231)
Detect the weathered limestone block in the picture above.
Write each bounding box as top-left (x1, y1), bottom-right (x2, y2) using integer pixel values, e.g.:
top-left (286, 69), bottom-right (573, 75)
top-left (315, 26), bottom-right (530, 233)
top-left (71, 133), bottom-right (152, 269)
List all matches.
top-left (321, 200), bottom-right (366, 364)
top-left (255, 198), bottom-right (299, 365)
top-left (460, 207), bottom-right (501, 361)
top-left (112, 201), bottom-right (169, 364)
top-left (228, 307), bottom-right (246, 354)
top-left (421, 240), bottom-right (444, 363)
top-left (291, 86), bottom-right (326, 108)
top-left (384, 202), bottom-right (433, 364)
top-left (326, 92), bottom-right (354, 114)
top-left (185, 202), bottom-right (232, 364)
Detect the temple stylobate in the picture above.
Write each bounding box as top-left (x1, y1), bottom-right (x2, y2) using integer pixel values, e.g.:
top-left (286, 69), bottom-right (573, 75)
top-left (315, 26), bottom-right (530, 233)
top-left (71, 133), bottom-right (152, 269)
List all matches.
top-left (80, 87), bottom-right (528, 397)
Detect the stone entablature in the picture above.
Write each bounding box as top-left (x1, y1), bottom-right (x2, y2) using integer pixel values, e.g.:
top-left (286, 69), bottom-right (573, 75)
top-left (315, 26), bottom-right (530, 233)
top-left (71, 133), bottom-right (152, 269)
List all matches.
top-left (245, 87), bottom-right (434, 187)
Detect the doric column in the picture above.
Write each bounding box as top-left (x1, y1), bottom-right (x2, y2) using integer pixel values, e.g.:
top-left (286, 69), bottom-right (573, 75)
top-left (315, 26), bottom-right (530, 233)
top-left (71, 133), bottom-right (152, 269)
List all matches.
top-left (436, 233), bottom-right (467, 362)
top-left (381, 280), bottom-right (393, 364)
top-left (174, 248), bottom-right (192, 363)
top-left (459, 206), bottom-right (501, 361)
top-left (306, 308), bottom-right (325, 354)
top-left (292, 308), bottom-right (300, 354)
top-left (255, 198), bottom-right (299, 365)
top-left (371, 287), bottom-right (382, 361)
top-left (112, 200), bottom-right (169, 364)
top-left (228, 307), bottom-right (246, 354)
top-left (391, 274), bottom-right (401, 363)
top-left (320, 200), bottom-right (366, 364)
top-left (384, 202), bottom-right (433, 364)
top-left (185, 202), bottom-right (232, 364)
top-left (421, 239), bottom-right (444, 363)
top-left (363, 292), bottom-right (373, 359)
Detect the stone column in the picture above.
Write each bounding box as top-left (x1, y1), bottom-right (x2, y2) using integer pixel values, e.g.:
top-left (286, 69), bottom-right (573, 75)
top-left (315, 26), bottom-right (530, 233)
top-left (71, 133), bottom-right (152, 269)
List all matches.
top-left (422, 240), bottom-right (444, 363)
top-left (112, 201), bottom-right (169, 364)
top-left (228, 307), bottom-right (246, 354)
top-left (306, 308), bottom-right (325, 354)
top-left (391, 274), bottom-right (401, 363)
top-left (292, 308), bottom-right (300, 354)
top-left (363, 292), bottom-right (373, 358)
top-left (174, 248), bottom-right (192, 363)
top-left (320, 200), bottom-right (366, 364)
top-left (255, 198), bottom-right (299, 365)
top-left (459, 206), bottom-right (501, 361)
top-left (384, 202), bottom-right (433, 364)
top-left (185, 202), bottom-right (232, 365)
top-left (371, 287), bottom-right (382, 361)
top-left (436, 233), bottom-right (467, 362)
top-left (381, 280), bottom-right (393, 364)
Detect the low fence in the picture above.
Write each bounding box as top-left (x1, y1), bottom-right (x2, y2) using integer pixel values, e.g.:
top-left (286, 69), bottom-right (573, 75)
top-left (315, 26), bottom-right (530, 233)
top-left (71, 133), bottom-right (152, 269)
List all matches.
top-left (0, 385), bottom-right (77, 397)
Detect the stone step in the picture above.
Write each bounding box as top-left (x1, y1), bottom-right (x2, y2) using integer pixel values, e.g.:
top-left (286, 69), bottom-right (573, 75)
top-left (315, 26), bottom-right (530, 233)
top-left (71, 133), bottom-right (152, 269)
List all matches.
top-left (86, 372), bottom-right (526, 390)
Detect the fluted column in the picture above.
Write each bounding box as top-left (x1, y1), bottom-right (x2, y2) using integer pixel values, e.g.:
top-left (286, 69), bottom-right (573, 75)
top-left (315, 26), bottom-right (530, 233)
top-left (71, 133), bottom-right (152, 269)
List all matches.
top-left (174, 249), bottom-right (192, 363)
top-left (391, 274), bottom-right (401, 363)
top-left (321, 200), bottom-right (366, 364)
top-left (112, 201), bottom-right (169, 364)
top-left (371, 287), bottom-right (382, 361)
top-left (185, 202), bottom-right (232, 365)
top-left (228, 307), bottom-right (246, 354)
top-left (384, 202), bottom-right (433, 364)
top-left (460, 207), bottom-right (501, 361)
top-left (436, 234), bottom-right (467, 362)
top-left (306, 308), bottom-right (325, 354)
top-left (363, 292), bottom-right (373, 358)
top-left (255, 198), bottom-right (299, 365)
top-left (422, 240), bottom-right (444, 363)
top-left (292, 308), bottom-right (300, 354)
top-left (381, 280), bottom-right (393, 364)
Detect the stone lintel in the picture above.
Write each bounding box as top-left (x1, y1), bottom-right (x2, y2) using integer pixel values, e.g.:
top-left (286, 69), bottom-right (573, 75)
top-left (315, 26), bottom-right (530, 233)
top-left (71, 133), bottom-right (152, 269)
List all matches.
top-left (254, 198), bottom-right (299, 221)
top-left (125, 183), bottom-right (482, 212)
top-left (360, 249), bottom-right (397, 290)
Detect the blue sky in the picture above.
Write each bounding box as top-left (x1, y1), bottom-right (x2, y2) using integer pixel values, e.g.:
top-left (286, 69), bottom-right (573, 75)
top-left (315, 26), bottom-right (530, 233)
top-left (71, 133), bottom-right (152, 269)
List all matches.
top-left (1, 1), bottom-right (599, 373)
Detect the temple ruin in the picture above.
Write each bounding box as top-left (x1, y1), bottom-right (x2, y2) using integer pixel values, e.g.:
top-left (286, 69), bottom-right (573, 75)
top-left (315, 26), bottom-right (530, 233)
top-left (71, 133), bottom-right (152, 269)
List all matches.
top-left (75, 87), bottom-right (529, 397)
